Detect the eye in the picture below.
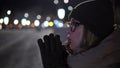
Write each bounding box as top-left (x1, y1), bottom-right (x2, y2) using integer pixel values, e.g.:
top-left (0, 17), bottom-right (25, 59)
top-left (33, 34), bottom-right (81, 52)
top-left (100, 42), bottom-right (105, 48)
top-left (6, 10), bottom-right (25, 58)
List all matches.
top-left (69, 18), bottom-right (81, 32)
top-left (75, 22), bottom-right (80, 27)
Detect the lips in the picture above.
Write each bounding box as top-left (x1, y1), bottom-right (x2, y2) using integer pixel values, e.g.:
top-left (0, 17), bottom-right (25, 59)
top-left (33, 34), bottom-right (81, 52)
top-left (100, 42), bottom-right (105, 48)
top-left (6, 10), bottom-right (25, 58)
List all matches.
top-left (67, 34), bottom-right (71, 44)
top-left (68, 38), bottom-right (71, 44)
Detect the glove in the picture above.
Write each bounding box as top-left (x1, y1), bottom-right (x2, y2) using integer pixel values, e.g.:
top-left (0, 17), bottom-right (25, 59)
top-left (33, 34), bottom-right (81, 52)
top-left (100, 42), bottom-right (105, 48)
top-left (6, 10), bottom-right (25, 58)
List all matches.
top-left (38, 33), bottom-right (68, 68)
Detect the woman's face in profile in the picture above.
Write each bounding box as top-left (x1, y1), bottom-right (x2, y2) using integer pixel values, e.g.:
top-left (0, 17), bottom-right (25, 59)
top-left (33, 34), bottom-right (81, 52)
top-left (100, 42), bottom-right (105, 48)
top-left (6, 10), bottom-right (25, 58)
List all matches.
top-left (67, 18), bottom-right (84, 52)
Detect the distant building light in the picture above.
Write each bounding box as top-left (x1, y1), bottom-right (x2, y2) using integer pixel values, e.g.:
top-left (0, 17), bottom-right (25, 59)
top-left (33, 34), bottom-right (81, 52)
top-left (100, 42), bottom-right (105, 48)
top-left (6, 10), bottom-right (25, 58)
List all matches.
top-left (57, 8), bottom-right (65, 19)
top-left (68, 6), bottom-right (73, 11)
top-left (54, 19), bottom-right (59, 25)
top-left (24, 13), bottom-right (29, 18)
top-left (0, 18), bottom-right (4, 24)
top-left (42, 21), bottom-right (49, 28)
top-left (37, 15), bottom-right (41, 19)
top-left (4, 17), bottom-right (9, 25)
top-left (26, 20), bottom-right (31, 26)
top-left (64, 0), bottom-right (69, 4)
top-left (7, 10), bottom-right (11, 15)
top-left (14, 19), bottom-right (19, 25)
top-left (34, 20), bottom-right (40, 27)
top-left (21, 18), bottom-right (27, 26)
top-left (46, 16), bottom-right (51, 21)
top-left (58, 22), bottom-right (64, 28)
top-left (48, 21), bottom-right (54, 27)
top-left (54, 19), bottom-right (64, 28)
top-left (54, 0), bottom-right (59, 5)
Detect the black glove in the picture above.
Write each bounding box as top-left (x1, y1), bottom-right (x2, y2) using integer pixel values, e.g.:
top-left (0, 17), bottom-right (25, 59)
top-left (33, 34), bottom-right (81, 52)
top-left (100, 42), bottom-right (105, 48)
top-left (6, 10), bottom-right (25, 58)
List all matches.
top-left (38, 33), bottom-right (68, 68)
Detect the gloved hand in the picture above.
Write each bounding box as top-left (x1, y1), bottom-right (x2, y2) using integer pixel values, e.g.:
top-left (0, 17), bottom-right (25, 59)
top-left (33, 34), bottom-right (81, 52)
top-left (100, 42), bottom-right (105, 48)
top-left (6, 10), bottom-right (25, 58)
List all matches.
top-left (38, 33), bottom-right (68, 68)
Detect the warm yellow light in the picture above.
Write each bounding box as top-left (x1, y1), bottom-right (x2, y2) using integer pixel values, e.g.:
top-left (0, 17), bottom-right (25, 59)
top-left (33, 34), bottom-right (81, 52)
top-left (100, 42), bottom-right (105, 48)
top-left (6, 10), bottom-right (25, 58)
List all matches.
top-left (0, 24), bottom-right (2, 30)
top-left (0, 18), bottom-right (4, 24)
top-left (31, 23), bottom-right (35, 28)
top-left (18, 24), bottom-right (22, 29)
top-left (48, 21), bottom-right (54, 27)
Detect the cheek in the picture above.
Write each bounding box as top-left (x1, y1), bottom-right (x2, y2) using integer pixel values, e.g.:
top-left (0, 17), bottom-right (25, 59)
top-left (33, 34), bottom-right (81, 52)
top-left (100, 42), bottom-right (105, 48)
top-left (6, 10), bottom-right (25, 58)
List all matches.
top-left (70, 26), bottom-right (84, 50)
top-left (71, 31), bottom-right (82, 46)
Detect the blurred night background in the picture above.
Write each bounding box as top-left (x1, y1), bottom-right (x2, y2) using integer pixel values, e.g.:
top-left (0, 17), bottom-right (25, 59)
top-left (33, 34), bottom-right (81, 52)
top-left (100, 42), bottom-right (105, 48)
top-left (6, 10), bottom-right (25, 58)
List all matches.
top-left (0, 0), bottom-right (119, 30)
top-left (0, 0), bottom-right (119, 68)
top-left (0, 0), bottom-right (84, 30)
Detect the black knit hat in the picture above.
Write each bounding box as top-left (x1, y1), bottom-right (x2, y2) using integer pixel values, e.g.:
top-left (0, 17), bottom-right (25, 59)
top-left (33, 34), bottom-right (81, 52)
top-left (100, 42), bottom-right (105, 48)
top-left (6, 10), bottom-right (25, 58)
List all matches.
top-left (68, 0), bottom-right (114, 39)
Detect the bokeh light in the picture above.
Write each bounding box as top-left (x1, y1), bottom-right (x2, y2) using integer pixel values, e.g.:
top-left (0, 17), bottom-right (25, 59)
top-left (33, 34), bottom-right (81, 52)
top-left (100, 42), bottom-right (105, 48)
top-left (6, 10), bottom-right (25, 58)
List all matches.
top-left (68, 6), bottom-right (73, 11)
top-left (54, 19), bottom-right (64, 28)
top-left (53, 0), bottom-right (59, 5)
top-left (46, 16), bottom-right (51, 21)
top-left (7, 23), bottom-right (13, 29)
top-left (34, 20), bottom-right (40, 27)
top-left (24, 13), bottom-right (29, 18)
top-left (42, 21), bottom-right (49, 28)
top-left (58, 22), bottom-right (64, 28)
top-left (0, 18), bottom-right (4, 24)
top-left (14, 19), bottom-right (19, 25)
top-left (0, 0), bottom-right (73, 29)
top-left (0, 24), bottom-right (2, 30)
top-left (7, 10), bottom-right (11, 15)
top-left (48, 21), bottom-right (54, 27)
top-left (54, 19), bottom-right (59, 25)
top-left (57, 8), bottom-right (65, 19)
top-left (37, 15), bottom-right (41, 19)
top-left (21, 18), bottom-right (27, 26)
top-left (26, 20), bottom-right (31, 26)
top-left (64, 0), bottom-right (69, 4)
top-left (18, 23), bottom-right (22, 29)
top-left (31, 23), bottom-right (35, 28)
top-left (4, 17), bottom-right (9, 25)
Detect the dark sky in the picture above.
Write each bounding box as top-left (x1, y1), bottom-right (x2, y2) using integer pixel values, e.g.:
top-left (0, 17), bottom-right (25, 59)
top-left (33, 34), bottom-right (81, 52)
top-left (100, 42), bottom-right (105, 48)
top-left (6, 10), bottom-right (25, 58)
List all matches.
top-left (0, 0), bottom-right (117, 23)
top-left (0, 0), bottom-right (54, 8)
top-left (0, 0), bottom-right (59, 16)
top-left (0, 0), bottom-right (83, 11)
top-left (0, 0), bottom-right (82, 20)
top-left (0, 0), bottom-right (61, 21)
top-left (1, 0), bottom-right (116, 20)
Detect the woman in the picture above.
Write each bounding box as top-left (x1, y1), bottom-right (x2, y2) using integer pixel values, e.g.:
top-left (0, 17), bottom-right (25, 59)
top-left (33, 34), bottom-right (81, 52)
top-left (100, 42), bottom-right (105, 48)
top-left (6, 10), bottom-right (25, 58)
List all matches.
top-left (38, 0), bottom-right (120, 68)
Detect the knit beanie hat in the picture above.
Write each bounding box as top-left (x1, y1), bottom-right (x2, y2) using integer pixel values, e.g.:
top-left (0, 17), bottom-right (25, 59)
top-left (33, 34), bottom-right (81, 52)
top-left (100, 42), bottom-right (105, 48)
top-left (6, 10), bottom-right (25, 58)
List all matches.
top-left (68, 0), bottom-right (114, 39)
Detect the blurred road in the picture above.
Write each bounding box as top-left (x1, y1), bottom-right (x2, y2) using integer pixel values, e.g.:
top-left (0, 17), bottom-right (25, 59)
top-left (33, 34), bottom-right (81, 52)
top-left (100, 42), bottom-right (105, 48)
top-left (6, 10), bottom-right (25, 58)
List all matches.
top-left (0, 28), bottom-right (67, 68)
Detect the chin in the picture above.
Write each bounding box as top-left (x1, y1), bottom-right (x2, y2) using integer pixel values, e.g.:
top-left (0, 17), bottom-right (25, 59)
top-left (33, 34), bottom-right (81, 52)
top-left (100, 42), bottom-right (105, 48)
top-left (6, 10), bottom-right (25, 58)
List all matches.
top-left (70, 44), bottom-right (76, 50)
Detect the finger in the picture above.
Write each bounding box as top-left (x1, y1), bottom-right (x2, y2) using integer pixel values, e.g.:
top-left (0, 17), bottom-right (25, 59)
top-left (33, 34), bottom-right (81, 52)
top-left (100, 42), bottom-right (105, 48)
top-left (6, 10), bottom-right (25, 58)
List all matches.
top-left (38, 39), bottom-right (44, 46)
top-left (49, 33), bottom-right (56, 51)
top-left (55, 35), bottom-right (62, 47)
top-left (38, 39), bottom-right (45, 57)
top-left (43, 35), bottom-right (51, 52)
top-left (38, 39), bottom-right (45, 50)
top-left (55, 35), bottom-right (68, 54)
top-left (38, 39), bottom-right (51, 68)
top-left (55, 35), bottom-right (63, 54)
